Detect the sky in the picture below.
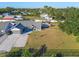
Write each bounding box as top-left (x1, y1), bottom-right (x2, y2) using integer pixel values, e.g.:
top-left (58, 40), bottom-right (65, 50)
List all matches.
top-left (0, 2), bottom-right (79, 8)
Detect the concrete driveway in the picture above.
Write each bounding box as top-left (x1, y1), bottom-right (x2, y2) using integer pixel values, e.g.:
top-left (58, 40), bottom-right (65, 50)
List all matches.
top-left (0, 33), bottom-right (30, 52)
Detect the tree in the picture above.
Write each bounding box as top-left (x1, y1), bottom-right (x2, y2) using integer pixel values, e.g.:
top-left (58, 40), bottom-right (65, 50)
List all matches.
top-left (59, 7), bottom-right (79, 36)
top-left (55, 52), bottom-right (63, 57)
top-left (7, 49), bottom-right (23, 57)
top-left (22, 49), bottom-right (31, 57)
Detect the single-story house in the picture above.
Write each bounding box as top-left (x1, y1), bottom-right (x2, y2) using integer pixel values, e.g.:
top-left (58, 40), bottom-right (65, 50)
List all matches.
top-left (14, 15), bottom-right (23, 20)
top-left (0, 16), bottom-right (15, 22)
top-left (5, 22), bottom-right (32, 34)
top-left (2, 13), bottom-right (11, 16)
top-left (17, 20), bottom-right (50, 31)
top-left (40, 13), bottom-right (53, 22)
top-left (40, 13), bottom-right (49, 19)
top-left (20, 12), bottom-right (27, 15)
top-left (1, 20), bottom-right (50, 35)
top-left (16, 20), bottom-right (42, 31)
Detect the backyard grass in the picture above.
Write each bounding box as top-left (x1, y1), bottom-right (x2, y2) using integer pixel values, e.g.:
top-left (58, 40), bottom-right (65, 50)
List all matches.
top-left (25, 23), bottom-right (79, 49)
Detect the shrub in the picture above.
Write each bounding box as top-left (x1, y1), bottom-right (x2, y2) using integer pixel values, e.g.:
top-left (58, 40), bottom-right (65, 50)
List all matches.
top-left (76, 36), bottom-right (79, 42)
top-left (22, 49), bottom-right (31, 57)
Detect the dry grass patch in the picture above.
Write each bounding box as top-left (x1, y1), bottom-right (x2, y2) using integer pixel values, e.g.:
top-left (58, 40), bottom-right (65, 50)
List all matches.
top-left (25, 25), bottom-right (79, 49)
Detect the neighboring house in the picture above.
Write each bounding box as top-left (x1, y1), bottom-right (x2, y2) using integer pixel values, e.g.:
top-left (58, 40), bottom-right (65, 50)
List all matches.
top-left (40, 13), bottom-right (49, 19)
top-left (40, 14), bottom-right (61, 23)
top-left (40, 13), bottom-right (52, 22)
top-left (21, 12), bottom-right (27, 15)
top-left (1, 16), bottom-right (15, 22)
top-left (17, 20), bottom-right (50, 31)
top-left (2, 13), bottom-right (11, 16)
top-left (0, 15), bottom-right (23, 22)
top-left (14, 15), bottom-right (23, 20)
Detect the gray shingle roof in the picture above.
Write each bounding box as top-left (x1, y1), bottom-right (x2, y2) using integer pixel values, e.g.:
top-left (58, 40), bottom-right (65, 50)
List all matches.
top-left (17, 20), bottom-right (41, 31)
top-left (0, 20), bottom-right (42, 32)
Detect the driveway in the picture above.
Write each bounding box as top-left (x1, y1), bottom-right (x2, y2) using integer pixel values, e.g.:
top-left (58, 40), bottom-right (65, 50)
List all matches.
top-left (0, 32), bottom-right (31, 52)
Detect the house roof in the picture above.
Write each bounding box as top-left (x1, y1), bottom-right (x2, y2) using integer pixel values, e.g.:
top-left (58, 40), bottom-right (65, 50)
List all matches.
top-left (2, 13), bottom-right (10, 16)
top-left (17, 20), bottom-right (41, 31)
top-left (5, 22), bottom-right (32, 34)
top-left (3, 16), bottom-right (15, 20)
top-left (16, 23), bottom-right (25, 30)
top-left (11, 28), bottom-right (20, 31)
top-left (5, 23), bottom-right (14, 32)
top-left (16, 23), bottom-right (32, 34)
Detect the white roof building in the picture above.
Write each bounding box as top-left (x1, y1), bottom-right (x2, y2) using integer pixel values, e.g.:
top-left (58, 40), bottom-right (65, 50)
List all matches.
top-left (40, 13), bottom-right (53, 22)
top-left (14, 15), bottom-right (23, 20)
top-left (40, 13), bottom-right (49, 19)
